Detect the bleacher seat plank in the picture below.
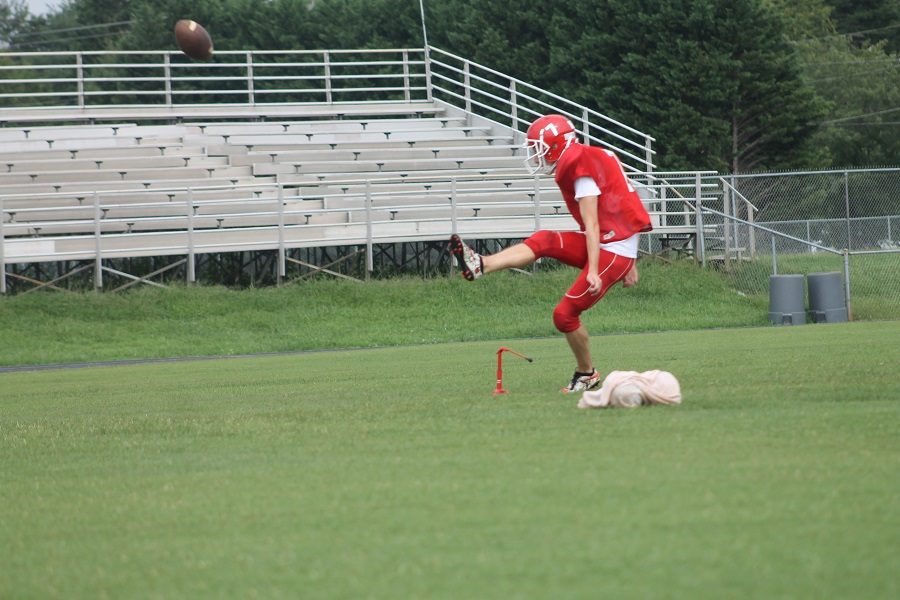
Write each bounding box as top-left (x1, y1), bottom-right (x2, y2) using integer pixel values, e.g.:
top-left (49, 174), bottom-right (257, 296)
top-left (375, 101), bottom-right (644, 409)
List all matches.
top-left (0, 102), bottom-right (446, 127)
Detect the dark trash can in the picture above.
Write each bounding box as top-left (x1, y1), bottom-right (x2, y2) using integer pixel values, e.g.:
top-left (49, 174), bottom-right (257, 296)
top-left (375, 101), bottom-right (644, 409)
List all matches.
top-left (807, 272), bottom-right (848, 323)
top-left (769, 274), bottom-right (806, 325)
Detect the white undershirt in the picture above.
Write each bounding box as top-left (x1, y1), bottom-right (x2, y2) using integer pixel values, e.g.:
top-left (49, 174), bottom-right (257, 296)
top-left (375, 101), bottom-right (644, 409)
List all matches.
top-left (573, 176), bottom-right (639, 258)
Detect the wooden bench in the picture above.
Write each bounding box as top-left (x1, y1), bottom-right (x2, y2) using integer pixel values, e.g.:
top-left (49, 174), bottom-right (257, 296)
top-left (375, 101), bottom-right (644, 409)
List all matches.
top-left (0, 144), bottom-right (206, 163)
top-left (3, 155), bottom-right (228, 174)
top-left (249, 155), bottom-right (521, 178)
top-left (224, 138), bottom-right (515, 166)
top-left (234, 144), bottom-right (520, 168)
top-left (0, 175), bottom-right (276, 198)
top-left (0, 124), bottom-right (138, 143)
top-left (183, 125), bottom-right (496, 149)
top-left (192, 116), bottom-right (468, 135)
top-left (0, 102), bottom-right (447, 127)
top-left (0, 165), bottom-right (252, 186)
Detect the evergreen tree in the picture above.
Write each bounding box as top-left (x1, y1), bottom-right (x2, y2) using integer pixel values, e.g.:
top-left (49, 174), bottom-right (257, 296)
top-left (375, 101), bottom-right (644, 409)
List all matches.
top-left (14, 0), bottom-right (891, 173)
top-left (1, 0), bottom-right (30, 48)
top-left (428, 0), bottom-right (827, 173)
top-left (563, 0), bottom-right (826, 172)
top-left (824, 0), bottom-right (900, 54)
top-left (796, 37), bottom-right (900, 168)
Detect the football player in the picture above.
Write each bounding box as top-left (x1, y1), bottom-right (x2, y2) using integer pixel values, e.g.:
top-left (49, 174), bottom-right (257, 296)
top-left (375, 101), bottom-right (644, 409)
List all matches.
top-left (450, 114), bottom-right (652, 393)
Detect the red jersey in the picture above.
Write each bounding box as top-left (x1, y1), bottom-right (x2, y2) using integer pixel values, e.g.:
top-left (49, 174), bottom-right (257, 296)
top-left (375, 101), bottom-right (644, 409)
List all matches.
top-left (554, 144), bottom-right (652, 242)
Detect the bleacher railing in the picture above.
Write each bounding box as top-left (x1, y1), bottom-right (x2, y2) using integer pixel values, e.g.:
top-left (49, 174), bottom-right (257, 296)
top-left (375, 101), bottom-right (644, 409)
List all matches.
top-left (1, 46), bottom-right (655, 173)
top-left (0, 48), bottom-right (429, 107)
top-left (0, 171), bottom-right (712, 293)
top-left (426, 47), bottom-right (656, 173)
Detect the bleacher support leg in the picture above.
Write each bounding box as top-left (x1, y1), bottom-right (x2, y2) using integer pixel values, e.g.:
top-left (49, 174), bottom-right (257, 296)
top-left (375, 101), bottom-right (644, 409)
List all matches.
top-left (93, 192), bottom-right (103, 290)
top-left (0, 197), bottom-right (5, 294)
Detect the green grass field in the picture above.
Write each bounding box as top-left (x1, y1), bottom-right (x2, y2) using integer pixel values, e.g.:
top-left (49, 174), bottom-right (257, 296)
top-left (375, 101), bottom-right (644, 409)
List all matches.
top-left (721, 252), bottom-right (900, 321)
top-left (2, 322), bottom-right (899, 598)
top-left (1, 260), bottom-right (767, 366)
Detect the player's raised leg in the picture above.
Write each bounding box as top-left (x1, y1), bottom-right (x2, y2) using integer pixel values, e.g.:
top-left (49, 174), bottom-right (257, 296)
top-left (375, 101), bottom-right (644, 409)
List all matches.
top-left (449, 234), bottom-right (536, 280)
top-left (483, 244), bottom-right (536, 273)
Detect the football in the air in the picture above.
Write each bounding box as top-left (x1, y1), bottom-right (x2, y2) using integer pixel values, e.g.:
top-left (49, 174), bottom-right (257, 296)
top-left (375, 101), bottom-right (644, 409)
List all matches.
top-left (174, 19), bottom-right (213, 60)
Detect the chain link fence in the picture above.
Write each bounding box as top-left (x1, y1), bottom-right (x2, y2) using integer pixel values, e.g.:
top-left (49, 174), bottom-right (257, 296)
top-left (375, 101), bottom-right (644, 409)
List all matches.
top-left (696, 168), bottom-right (900, 321)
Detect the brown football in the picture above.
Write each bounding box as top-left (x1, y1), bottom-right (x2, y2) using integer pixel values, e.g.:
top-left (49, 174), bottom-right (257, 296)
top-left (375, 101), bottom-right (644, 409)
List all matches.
top-left (174, 19), bottom-right (214, 60)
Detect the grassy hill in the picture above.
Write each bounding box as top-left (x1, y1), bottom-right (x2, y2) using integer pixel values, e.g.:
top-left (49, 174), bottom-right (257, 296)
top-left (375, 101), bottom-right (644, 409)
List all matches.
top-left (0, 260), bottom-right (771, 366)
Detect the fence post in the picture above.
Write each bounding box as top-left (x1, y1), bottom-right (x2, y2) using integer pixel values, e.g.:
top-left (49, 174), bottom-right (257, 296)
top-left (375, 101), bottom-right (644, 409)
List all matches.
top-left (450, 177), bottom-right (458, 235)
top-left (695, 173), bottom-right (706, 267)
top-left (582, 108), bottom-right (590, 142)
top-left (277, 185), bottom-right (285, 286)
top-left (450, 177), bottom-right (458, 276)
top-left (730, 174), bottom-right (741, 261)
top-left (0, 196), bottom-right (5, 294)
top-left (645, 138), bottom-right (653, 174)
top-left (323, 51), bottom-right (332, 104)
top-left (402, 50), bottom-right (411, 102)
top-left (246, 52), bottom-right (255, 106)
top-left (724, 183), bottom-right (733, 267)
top-left (660, 185), bottom-right (667, 228)
top-left (843, 170), bottom-right (851, 251)
top-left (771, 236), bottom-right (778, 275)
top-left (748, 187), bottom-right (756, 259)
top-left (424, 46), bottom-right (433, 102)
top-left (163, 53), bottom-right (173, 107)
top-left (93, 192), bottom-right (102, 290)
top-left (463, 62), bottom-right (472, 115)
top-left (843, 249), bottom-right (852, 320)
top-left (186, 189), bottom-right (195, 284)
top-left (509, 80), bottom-right (518, 133)
top-left (365, 180), bottom-right (373, 278)
top-left (76, 53), bottom-right (85, 108)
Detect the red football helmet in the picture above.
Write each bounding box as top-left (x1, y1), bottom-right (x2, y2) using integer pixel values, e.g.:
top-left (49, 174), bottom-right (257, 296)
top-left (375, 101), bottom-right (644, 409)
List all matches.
top-left (524, 114), bottom-right (578, 174)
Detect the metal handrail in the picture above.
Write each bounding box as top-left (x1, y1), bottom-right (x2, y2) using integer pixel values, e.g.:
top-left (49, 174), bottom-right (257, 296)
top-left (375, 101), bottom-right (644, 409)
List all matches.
top-left (719, 177), bottom-right (759, 213)
top-left (426, 46), bottom-right (655, 172)
top-left (427, 47), bottom-right (654, 141)
top-left (0, 173), bottom-right (707, 231)
top-left (0, 48), bottom-right (429, 110)
top-left (701, 206), bottom-right (840, 254)
top-left (1, 46), bottom-right (661, 174)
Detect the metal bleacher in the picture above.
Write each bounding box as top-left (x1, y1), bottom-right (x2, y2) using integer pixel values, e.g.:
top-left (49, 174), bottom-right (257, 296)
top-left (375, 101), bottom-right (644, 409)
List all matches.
top-left (0, 47), bottom-right (716, 291)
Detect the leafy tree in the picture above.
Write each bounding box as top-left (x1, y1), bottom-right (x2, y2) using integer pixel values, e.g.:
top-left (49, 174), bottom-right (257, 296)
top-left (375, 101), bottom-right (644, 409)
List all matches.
top-left (762, 0), bottom-right (835, 39)
top-left (560, 0), bottom-right (827, 172)
top-left (16, 0), bottom-right (898, 174)
top-left (1, 0), bottom-right (30, 48)
top-left (824, 0), bottom-right (900, 54)
top-left (424, 0), bottom-right (829, 173)
top-left (797, 38), bottom-right (900, 168)
top-left (764, 0), bottom-right (900, 167)
top-left (426, 0), bottom-right (565, 81)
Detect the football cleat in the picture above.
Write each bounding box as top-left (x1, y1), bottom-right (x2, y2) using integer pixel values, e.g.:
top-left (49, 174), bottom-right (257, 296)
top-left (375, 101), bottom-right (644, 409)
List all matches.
top-left (449, 234), bottom-right (483, 281)
top-left (562, 368), bottom-right (602, 393)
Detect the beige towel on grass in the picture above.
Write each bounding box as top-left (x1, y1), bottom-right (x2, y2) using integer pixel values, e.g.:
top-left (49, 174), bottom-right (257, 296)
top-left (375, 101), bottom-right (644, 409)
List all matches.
top-left (578, 370), bottom-right (682, 409)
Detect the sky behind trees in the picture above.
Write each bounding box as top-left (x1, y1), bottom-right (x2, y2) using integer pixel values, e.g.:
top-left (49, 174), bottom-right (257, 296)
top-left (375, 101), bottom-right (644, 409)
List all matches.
top-left (23, 0), bottom-right (56, 15)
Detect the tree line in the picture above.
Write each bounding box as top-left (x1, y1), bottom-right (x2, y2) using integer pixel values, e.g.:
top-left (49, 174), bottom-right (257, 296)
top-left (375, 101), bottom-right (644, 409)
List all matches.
top-left (2, 0), bottom-right (899, 174)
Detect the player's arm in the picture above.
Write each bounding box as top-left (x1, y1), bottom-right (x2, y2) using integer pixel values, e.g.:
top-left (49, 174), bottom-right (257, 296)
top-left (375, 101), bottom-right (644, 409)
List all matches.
top-left (578, 195), bottom-right (602, 294)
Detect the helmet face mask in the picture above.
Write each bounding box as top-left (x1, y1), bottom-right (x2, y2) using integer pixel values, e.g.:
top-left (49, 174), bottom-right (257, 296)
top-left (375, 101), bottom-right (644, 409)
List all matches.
top-left (524, 138), bottom-right (552, 175)
top-left (523, 114), bottom-right (577, 175)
